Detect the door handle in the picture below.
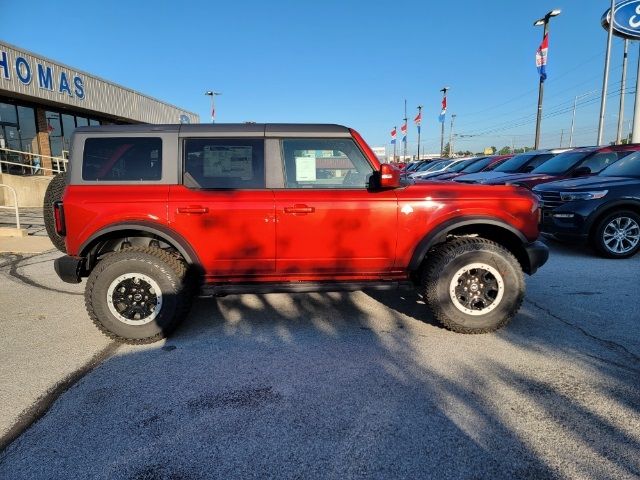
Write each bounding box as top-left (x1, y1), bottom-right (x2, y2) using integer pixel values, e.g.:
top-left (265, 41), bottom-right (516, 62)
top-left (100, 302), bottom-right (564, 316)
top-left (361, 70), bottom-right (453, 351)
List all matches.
top-left (284, 204), bottom-right (315, 214)
top-left (177, 206), bottom-right (209, 214)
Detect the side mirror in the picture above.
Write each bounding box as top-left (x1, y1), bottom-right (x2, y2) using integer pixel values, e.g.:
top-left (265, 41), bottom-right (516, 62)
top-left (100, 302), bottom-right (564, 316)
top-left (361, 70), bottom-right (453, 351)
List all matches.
top-left (572, 166), bottom-right (591, 177)
top-left (380, 163), bottom-right (401, 188)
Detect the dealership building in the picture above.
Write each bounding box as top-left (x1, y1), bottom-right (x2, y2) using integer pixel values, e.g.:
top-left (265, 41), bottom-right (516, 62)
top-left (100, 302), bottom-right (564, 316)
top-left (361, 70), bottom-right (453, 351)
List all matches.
top-left (0, 41), bottom-right (199, 171)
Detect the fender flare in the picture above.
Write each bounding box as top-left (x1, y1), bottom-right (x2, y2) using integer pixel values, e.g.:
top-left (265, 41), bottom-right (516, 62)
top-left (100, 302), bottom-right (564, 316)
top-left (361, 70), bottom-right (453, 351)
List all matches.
top-left (585, 199), bottom-right (640, 233)
top-left (408, 216), bottom-right (528, 271)
top-left (79, 221), bottom-right (201, 265)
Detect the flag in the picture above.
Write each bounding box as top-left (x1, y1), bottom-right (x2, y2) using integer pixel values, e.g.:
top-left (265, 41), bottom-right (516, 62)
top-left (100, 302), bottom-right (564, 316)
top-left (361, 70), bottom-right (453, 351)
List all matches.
top-left (414, 111), bottom-right (422, 134)
top-left (211, 102), bottom-right (215, 120)
top-left (536, 33), bottom-right (548, 82)
top-left (438, 97), bottom-right (447, 123)
top-left (390, 127), bottom-right (397, 144)
top-left (400, 122), bottom-right (407, 143)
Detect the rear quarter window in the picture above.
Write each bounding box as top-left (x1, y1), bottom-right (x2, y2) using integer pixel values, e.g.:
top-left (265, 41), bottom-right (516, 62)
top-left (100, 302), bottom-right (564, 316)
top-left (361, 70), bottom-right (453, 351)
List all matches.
top-left (82, 137), bottom-right (162, 181)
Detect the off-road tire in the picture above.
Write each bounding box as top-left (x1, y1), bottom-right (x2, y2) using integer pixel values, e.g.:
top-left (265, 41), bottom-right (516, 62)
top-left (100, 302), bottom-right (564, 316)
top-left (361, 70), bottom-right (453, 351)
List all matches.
top-left (421, 237), bottom-right (525, 334)
top-left (85, 247), bottom-right (193, 344)
top-left (592, 210), bottom-right (640, 259)
top-left (43, 172), bottom-right (67, 253)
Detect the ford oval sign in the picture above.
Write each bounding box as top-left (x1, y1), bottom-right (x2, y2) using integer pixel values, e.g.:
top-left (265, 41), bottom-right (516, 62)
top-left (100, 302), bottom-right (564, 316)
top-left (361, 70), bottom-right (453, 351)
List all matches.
top-left (602, 0), bottom-right (640, 40)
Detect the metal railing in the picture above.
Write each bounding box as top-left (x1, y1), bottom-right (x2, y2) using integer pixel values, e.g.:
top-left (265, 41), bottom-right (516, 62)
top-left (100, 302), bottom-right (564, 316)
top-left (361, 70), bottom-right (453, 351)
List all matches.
top-left (0, 183), bottom-right (21, 229)
top-left (0, 147), bottom-right (68, 175)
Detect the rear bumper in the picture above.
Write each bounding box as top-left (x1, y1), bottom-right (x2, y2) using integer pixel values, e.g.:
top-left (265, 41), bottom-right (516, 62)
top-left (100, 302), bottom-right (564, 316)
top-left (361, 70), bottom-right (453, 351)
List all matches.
top-left (54, 255), bottom-right (84, 284)
top-left (523, 240), bottom-right (549, 275)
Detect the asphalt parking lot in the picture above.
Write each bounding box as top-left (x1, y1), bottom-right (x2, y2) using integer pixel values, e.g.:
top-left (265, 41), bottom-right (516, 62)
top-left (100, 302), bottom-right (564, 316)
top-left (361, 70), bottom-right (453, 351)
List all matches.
top-left (0, 234), bottom-right (638, 479)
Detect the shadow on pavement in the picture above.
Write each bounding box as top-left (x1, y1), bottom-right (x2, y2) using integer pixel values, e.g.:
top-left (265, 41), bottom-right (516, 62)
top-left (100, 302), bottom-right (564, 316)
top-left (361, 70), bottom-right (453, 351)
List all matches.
top-left (0, 288), bottom-right (638, 480)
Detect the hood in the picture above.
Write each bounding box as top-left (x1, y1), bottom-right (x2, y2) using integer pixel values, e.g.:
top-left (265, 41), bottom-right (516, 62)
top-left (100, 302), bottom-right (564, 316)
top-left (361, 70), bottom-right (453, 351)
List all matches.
top-left (481, 173), bottom-right (553, 185)
top-left (533, 176), bottom-right (640, 192)
top-left (454, 171), bottom-right (513, 183)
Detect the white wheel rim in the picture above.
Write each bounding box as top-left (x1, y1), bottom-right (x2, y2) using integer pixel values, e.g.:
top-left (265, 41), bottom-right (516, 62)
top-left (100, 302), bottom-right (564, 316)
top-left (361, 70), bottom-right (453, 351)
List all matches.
top-left (603, 216), bottom-right (640, 254)
top-left (106, 273), bottom-right (163, 325)
top-left (449, 263), bottom-right (505, 316)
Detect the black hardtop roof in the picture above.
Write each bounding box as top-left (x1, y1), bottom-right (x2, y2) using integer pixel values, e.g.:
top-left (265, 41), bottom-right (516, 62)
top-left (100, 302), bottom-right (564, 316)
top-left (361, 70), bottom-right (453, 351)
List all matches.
top-left (73, 123), bottom-right (351, 136)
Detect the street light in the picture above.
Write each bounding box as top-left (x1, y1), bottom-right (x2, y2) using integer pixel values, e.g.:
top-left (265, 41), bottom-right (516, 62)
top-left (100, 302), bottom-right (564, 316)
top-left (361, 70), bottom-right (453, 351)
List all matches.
top-left (533, 9), bottom-right (561, 149)
top-left (205, 91), bottom-right (221, 123)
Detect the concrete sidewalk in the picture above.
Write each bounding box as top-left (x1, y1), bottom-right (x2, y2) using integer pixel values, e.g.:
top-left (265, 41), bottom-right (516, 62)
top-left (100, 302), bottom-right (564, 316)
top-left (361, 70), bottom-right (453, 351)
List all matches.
top-left (0, 236), bottom-right (53, 254)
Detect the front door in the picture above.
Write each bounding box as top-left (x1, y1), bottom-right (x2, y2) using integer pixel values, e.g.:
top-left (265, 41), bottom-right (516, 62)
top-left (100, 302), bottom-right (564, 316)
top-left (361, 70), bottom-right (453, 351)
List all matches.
top-left (168, 137), bottom-right (275, 280)
top-left (273, 138), bottom-right (398, 278)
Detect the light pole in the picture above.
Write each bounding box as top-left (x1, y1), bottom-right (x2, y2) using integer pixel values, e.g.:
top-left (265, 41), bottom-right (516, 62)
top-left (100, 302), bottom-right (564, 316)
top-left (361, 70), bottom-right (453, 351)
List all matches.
top-left (533, 9), bottom-right (561, 150)
top-left (440, 87), bottom-right (449, 156)
top-left (416, 105), bottom-right (422, 161)
top-left (205, 91), bottom-right (221, 123)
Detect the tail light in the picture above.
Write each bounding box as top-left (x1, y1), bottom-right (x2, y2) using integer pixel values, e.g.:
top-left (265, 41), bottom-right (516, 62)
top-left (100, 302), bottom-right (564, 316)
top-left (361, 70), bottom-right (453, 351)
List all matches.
top-left (53, 201), bottom-right (66, 235)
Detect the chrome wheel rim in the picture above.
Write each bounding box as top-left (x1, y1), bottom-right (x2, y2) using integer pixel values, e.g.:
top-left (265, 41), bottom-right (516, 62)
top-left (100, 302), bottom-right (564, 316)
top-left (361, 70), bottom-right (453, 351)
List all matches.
top-left (603, 216), bottom-right (640, 254)
top-left (449, 263), bottom-right (504, 316)
top-left (106, 273), bottom-right (162, 325)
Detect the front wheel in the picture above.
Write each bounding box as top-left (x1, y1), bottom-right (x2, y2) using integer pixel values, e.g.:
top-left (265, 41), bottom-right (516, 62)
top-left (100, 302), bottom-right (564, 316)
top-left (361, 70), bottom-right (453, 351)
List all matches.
top-left (85, 247), bottom-right (193, 344)
top-left (421, 237), bottom-right (525, 334)
top-left (592, 210), bottom-right (640, 259)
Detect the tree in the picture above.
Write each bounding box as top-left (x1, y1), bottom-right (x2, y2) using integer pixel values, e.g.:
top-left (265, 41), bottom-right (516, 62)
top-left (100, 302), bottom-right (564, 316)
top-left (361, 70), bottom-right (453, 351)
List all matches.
top-left (442, 142), bottom-right (451, 157)
top-left (498, 146), bottom-right (511, 155)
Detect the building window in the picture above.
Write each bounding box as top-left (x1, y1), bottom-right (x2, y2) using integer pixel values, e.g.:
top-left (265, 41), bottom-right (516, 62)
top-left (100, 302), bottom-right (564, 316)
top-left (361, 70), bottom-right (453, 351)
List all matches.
top-left (16, 106), bottom-right (39, 154)
top-left (46, 111), bottom-right (63, 157)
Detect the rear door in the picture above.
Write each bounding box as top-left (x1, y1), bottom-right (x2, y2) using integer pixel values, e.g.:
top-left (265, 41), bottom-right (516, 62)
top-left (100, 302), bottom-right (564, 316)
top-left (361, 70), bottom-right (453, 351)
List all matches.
top-left (273, 137), bottom-right (398, 277)
top-left (168, 136), bottom-right (275, 279)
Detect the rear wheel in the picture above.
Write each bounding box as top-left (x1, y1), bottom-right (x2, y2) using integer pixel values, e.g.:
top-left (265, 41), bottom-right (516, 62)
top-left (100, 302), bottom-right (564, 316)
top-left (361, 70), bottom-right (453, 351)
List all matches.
top-left (43, 172), bottom-right (67, 253)
top-left (85, 247), bottom-right (192, 344)
top-left (421, 237), bottom-right (525, 333)
top-left (592, 210), bottom-right (640, 259)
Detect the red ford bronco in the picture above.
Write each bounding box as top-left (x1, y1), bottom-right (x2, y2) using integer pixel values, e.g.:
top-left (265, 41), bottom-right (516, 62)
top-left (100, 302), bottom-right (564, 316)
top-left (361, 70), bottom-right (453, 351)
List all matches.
top-left (47, 124), bottom-right (548, 343)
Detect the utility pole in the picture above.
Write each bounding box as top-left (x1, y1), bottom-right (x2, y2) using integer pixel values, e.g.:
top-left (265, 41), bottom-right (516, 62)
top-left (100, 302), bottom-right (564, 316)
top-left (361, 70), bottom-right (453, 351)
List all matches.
top-left (440, 87), bottom-right (449, 156)
top-left (533, 9), bottom-right (561, 149)
top-left (617, 39), bottom-right (629, 144)
top-left (416, 105), bottom-right (422, 161)
top-left (449, 114), bottom-right (456, 157)
top-left (569, 95), bottom-right (578, 147)
top-left (559, 129), bottom-right (564, 148)
top-left (511, 137), bottom-right (515, 154)
top-left (598, 0), bottom-right (616, 145)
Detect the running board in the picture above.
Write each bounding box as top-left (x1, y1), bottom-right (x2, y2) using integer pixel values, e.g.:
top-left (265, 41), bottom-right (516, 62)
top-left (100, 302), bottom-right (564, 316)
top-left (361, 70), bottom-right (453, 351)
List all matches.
top-left (199, 281), bottom-right (413, 297)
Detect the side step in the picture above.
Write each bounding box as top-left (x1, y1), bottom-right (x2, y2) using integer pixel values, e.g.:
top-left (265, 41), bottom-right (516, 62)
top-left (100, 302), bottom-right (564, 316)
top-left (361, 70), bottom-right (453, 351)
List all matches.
top-left (199, 281), bottom-right (414, 297)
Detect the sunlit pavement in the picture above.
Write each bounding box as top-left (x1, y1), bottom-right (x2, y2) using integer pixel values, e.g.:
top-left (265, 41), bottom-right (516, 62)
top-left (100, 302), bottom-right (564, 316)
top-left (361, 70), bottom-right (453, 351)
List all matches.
top-left (0, 242), bottom-right (638, 479)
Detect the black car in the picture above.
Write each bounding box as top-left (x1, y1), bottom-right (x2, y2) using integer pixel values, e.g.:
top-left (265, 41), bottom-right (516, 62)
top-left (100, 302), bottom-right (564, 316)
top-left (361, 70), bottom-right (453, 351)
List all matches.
top-left (533, 152), bottom-right (640, 258)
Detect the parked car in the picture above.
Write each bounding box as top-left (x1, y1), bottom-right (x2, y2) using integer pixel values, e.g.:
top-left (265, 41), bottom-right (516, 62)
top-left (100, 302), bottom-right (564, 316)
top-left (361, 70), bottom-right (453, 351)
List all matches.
top-left (455, 148), bottom-right (571, 184)
top-left (48, 123), bottom-right (547, 343)
top-left (479, 145), bottom-right (638, 189)
top-left (534, 150), bottom-right (640, 258)
top-left (411, 158), bottom-right (471, 179)
top-left (426, 155), bottom-right (512, 181)
top-left (412, 157), bottom-right (487, 180)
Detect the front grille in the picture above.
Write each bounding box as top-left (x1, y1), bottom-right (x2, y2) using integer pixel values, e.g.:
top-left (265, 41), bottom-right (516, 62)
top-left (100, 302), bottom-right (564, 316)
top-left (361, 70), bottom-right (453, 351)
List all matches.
top-left (538, 191), bottom-right (566, 209)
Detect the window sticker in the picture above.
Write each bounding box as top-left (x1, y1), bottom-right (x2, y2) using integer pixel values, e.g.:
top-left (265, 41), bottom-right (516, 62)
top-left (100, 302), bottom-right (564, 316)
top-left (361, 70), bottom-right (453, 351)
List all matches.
top-left (203, 146), bottom-right (253, 179)
top-left (295, 156), bottom-right (317, 181)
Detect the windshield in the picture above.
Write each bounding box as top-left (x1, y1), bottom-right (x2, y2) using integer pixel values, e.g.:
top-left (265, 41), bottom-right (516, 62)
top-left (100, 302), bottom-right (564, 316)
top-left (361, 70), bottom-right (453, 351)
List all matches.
top-left (420, 160), bottom-right (451, 173)
top-left (461, 157), bottom-right (492, 173)
top-left (600, 151), bottom-right (640, 177)
top-left (448, 158), bottom-right (478, 173)
top-left (494, 153), bottom-right (554, 172)
top-left (532, 151), bottom-right (592, 175)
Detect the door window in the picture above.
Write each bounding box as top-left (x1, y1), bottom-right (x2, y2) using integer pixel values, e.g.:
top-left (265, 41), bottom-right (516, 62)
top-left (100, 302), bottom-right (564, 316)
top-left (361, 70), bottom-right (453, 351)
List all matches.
top-left (82, 137), bottom-right (162, 181)
top-left (281, 138), bottom-right (374, 188)
top-left (183, 138), bottom-right (265, 189)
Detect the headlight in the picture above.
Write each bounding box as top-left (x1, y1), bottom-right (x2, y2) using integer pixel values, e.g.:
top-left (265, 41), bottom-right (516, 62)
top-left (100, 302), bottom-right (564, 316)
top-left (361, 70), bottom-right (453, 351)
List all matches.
top-left (560, 190), bottom-right (608, 201)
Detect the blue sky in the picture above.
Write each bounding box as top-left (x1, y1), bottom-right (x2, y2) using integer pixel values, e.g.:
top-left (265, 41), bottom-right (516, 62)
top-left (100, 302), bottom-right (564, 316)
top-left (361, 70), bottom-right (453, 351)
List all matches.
top-left (2, 0), bottom-right (634, 153)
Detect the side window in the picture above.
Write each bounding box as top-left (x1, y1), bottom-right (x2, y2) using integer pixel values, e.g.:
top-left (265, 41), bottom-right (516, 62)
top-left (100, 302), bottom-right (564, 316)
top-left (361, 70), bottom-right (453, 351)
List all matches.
top-left (577, 152), bottom-right (628, 173)
top-left (282, 138), bottom-right (374, 189)
top-left (183, 138), bottom-right (265, 189)
top-left (82, 137), bottom-right (162, 181)
top-left (527, 154), bottom-right (553, 169)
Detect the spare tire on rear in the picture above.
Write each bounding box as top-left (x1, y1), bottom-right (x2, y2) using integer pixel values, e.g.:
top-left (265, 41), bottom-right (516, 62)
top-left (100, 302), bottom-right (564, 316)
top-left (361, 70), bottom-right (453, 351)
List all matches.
top-left (43, 172), bottom-right (67, 253)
